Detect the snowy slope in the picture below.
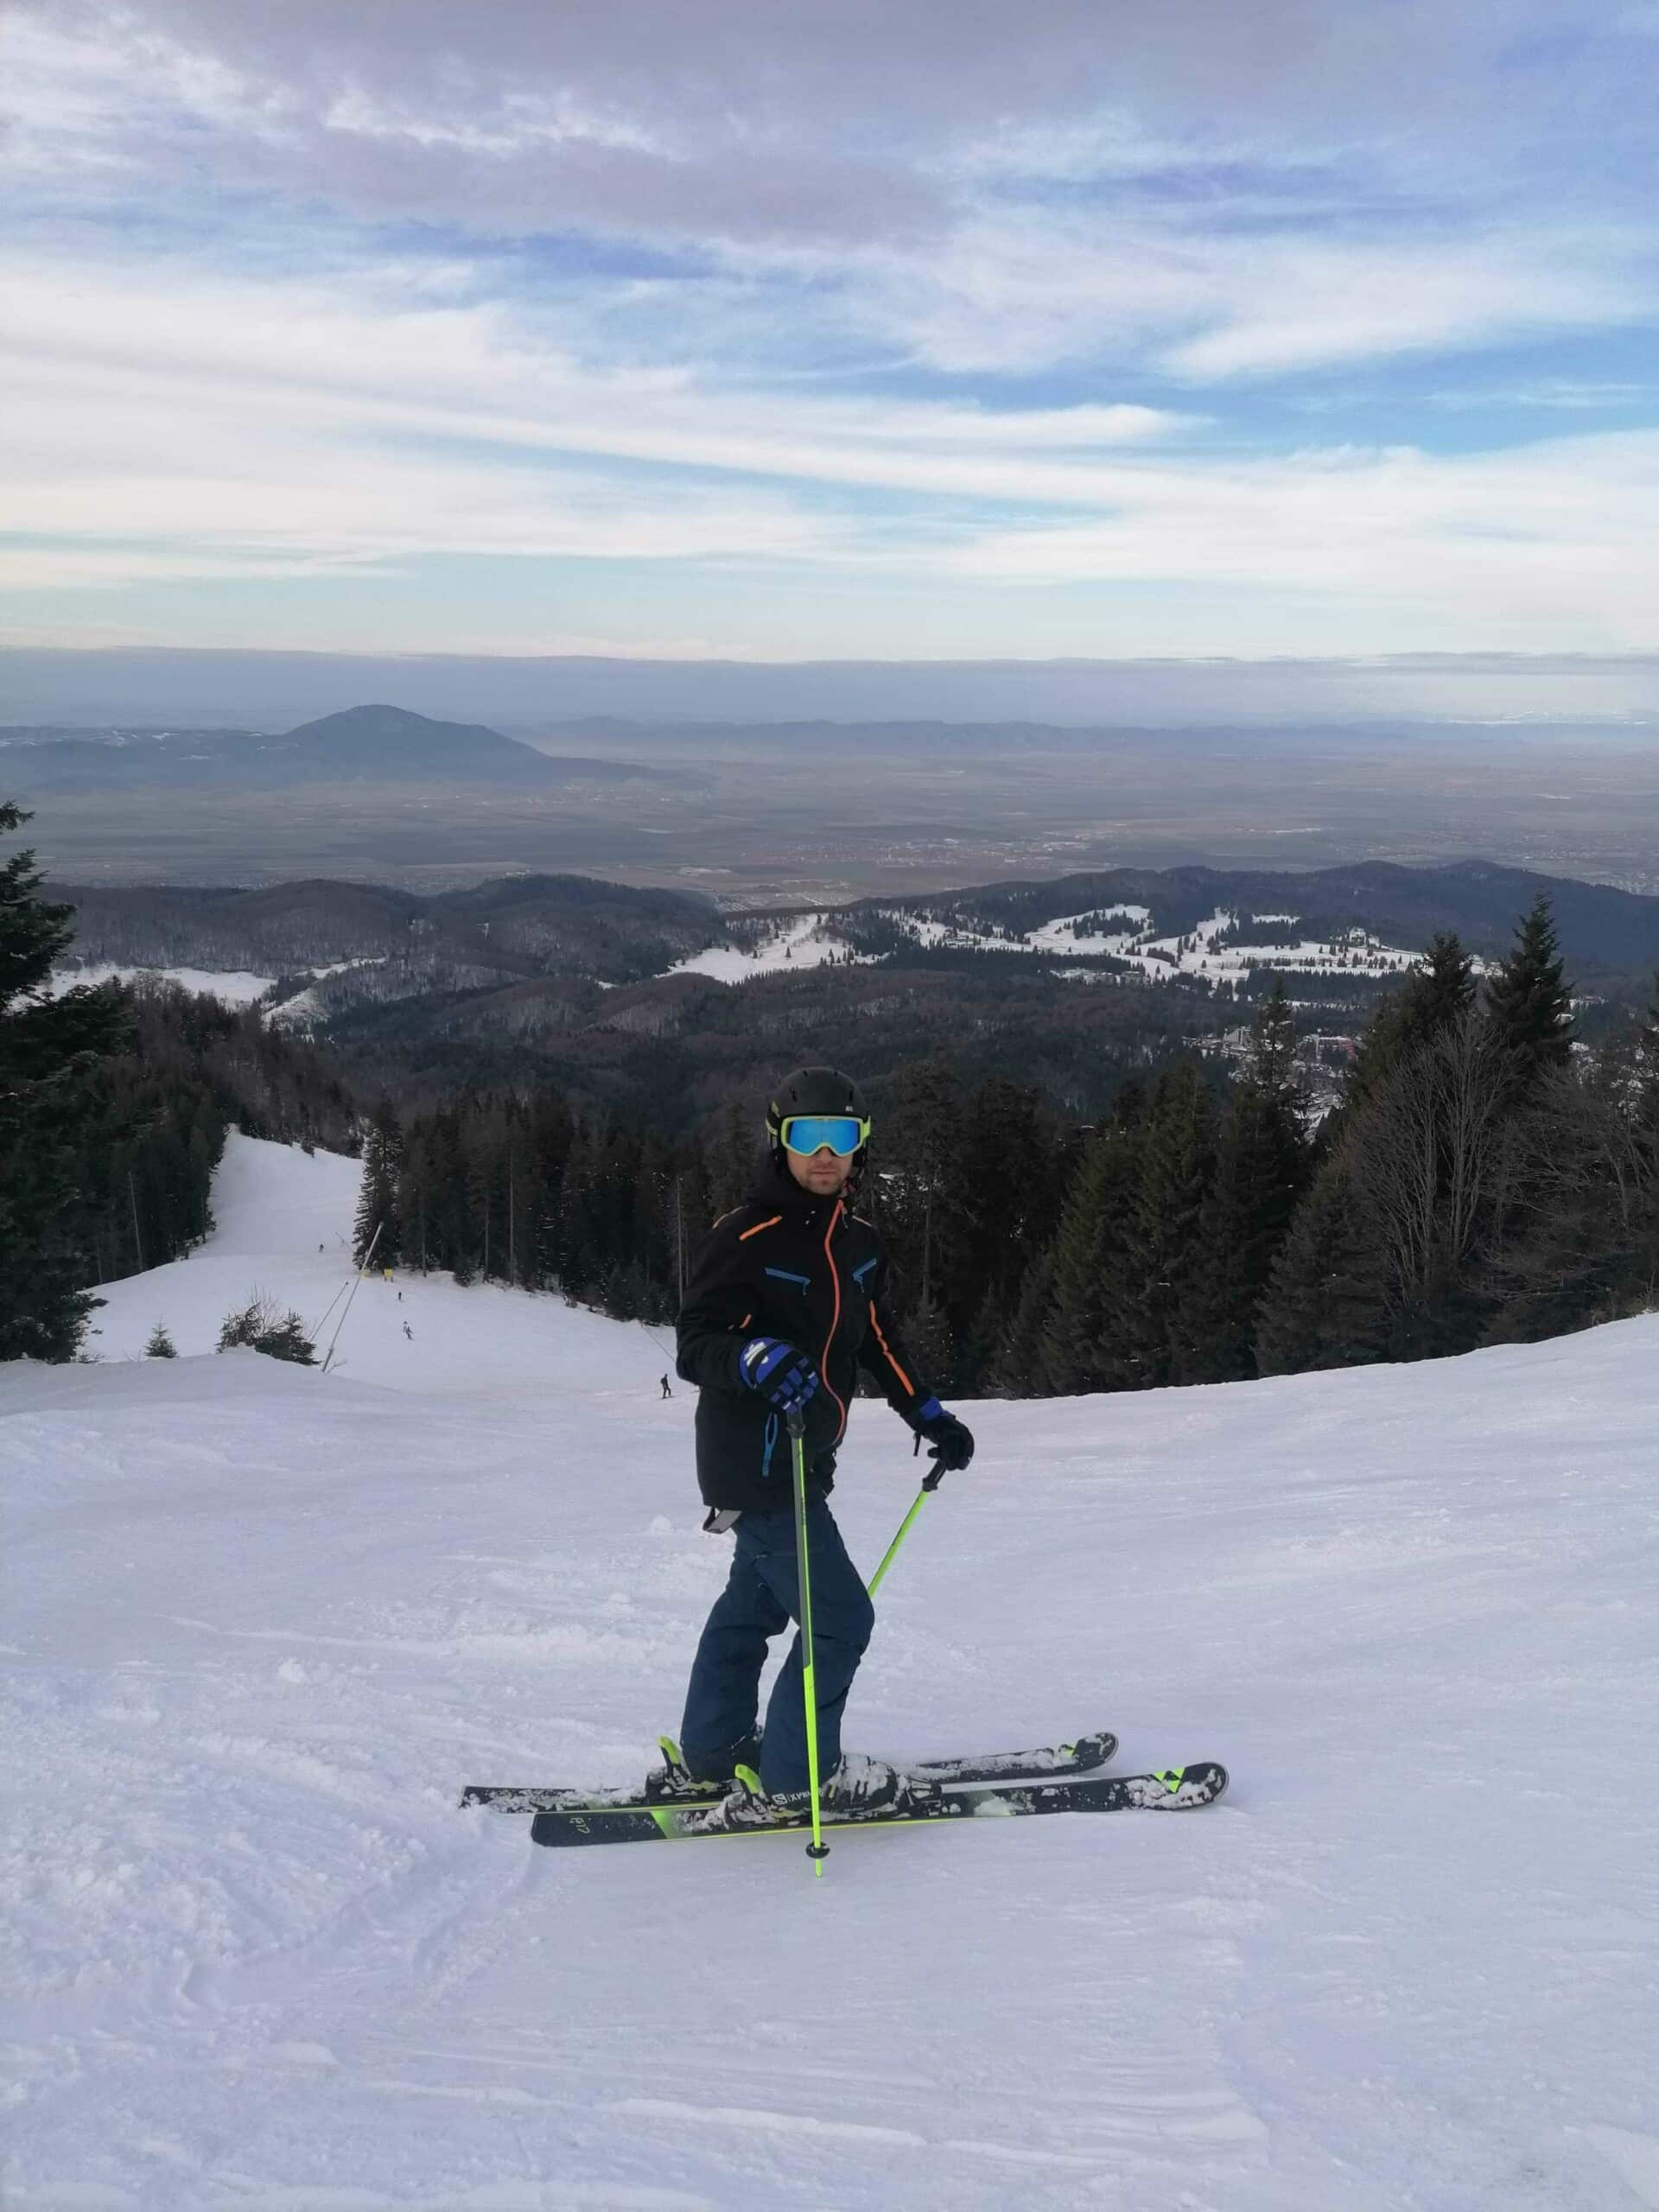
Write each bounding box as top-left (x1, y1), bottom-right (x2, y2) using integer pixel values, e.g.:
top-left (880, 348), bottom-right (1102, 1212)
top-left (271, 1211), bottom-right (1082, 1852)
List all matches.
top-left (663, 911), bottom-right (857, 983)
top-left (5, 1138), bottom-right (1659, 2211)
top-left (83, 1130), bottom-right (664, 1400)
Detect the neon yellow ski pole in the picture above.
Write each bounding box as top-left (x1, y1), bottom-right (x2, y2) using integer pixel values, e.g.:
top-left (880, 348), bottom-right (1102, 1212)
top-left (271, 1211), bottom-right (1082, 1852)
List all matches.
top-left (866, 1461), bottom-right (947, 1597)
top-left (786, 1408), bottom-right (830, 1873)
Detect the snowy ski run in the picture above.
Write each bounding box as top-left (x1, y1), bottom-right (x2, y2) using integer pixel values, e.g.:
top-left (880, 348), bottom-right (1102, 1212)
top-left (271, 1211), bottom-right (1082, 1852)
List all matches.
top-left (7, 1134), bottom-right (1658, 2211)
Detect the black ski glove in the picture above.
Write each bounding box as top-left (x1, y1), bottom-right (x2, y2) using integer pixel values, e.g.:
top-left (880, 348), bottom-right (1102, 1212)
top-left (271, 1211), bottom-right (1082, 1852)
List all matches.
top-left (739, 1337), bottom-right (820, 1414)
top-left (912, 1398), bottom-right (975, 1474)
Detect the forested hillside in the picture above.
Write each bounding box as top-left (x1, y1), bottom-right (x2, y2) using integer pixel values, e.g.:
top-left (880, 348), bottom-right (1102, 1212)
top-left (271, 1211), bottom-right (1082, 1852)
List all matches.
top-left (13, 785), bottom-right (1659, 1394)
top-left (343, 910), bottom-right (1659, 1395)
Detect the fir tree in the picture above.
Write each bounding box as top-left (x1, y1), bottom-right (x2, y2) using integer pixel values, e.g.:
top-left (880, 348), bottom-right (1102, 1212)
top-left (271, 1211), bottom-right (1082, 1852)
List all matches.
top-left (1327, 932), bottom-right (1474, 1147)
top-left (706, 1096), bottom-right (763, 1216)
top-left (899, 1289), bottom-right (955, 1395)
top-left (1483, 896), bottom-right (1573, 1096)
top-left (1037, 1128), bottom-right (1138, 1394)
top-left (1198, 1118), bottom-right (1311, 1376)
top-left (217, 1295), bottom-right (317, 1364)
top-left (1255, 1149), bottom-right (1393, 1374)
top-left (353, 1099), bottom-right (404, 1268)
top-left (1119, 1065), bottom-right (1218, 1388)
top-left (0, 803), bottom-right (131, 1360)
top-left (1636, 976), bottom-right (1659, 1306)
top-left (1635, 972), bottom-right (1659, 1153)
top-left (951, 1076), bottom-right (1065, 1385)
top-left (1192, 983), bottom-right (1313, 1381)
top-left (881, 1057), bottom-right (966, 1310)
top-left (144, 1320), bottom-right (177, 1358)
top-left (985, 1247), bottom-right (1056, 1397)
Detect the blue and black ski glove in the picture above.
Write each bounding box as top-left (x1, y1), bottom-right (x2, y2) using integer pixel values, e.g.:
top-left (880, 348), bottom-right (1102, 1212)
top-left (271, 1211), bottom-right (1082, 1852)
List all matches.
top-left (912, 1397), bottom-right (975, 1473)
top-left (739, 1337), bottom-right (821, 1414)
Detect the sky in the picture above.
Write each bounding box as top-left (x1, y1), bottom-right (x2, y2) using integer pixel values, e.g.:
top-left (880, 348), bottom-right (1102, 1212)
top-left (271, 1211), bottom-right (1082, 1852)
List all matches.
top-left (3, 1), bottom-right (1658, 668)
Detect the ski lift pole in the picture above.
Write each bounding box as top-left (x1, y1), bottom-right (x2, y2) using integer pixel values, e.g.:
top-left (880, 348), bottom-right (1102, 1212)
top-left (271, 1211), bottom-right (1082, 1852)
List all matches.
top-left (786, 1408), bottom-right (829, 1874)
top-left (321, 1219), bottom-right (382, 1376)
top-left (866, 1454), bottom-right (947, 1598)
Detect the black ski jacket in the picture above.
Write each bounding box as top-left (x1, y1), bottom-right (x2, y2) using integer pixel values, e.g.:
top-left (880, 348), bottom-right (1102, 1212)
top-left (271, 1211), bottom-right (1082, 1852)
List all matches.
top-left (675, 1157), bottom-right (935, 1514)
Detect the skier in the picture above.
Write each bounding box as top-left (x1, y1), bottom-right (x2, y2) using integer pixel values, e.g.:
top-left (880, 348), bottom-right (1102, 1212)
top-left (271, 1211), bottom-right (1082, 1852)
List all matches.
top-left (672, 1065), bottom-right (974, 1828)
top-left (660, 1374), bottom-right (672, 1399)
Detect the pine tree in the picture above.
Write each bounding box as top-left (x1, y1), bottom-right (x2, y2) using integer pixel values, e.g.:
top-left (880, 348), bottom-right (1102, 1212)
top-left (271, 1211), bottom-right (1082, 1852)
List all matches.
top-left (1255, 1150), bottom-right (1393, 1374)
top-left (1328, 932), bottom-right (1475, 1147)
top-left (1037, 1128), bottom-right (1138, 1394)
top-left (1635, 971), bottom-right (1659, 1151)
top-left (0, 803), bottom-right (131, 1360)
top-left (144, 1320), bottom-right (177, 1358)
top-left (706, 1096), bottom-right (763, 1216)
top-left (881, 1057), bottom-right (966, 1312)
top-left (217, 1295), bottom-right (317, 1364)
top-left (1636, 976), bottom-right (1659, 1305)
top-left (899, 1290), bottom-right (955, 1395)
top-left (1119, 1065), bottom-right (1218, 1388)
top-left (1483, 896), bottom-right (1573, 1096)
top-left (1195, 983), bottom-right (1313, 1381)
top-left (951, 1077), bottom-right (1065, 1385)
top-left (985, 1247), bottom-right (1056, 1396)
top-left (353, 1099), bottom-right (404, 1268)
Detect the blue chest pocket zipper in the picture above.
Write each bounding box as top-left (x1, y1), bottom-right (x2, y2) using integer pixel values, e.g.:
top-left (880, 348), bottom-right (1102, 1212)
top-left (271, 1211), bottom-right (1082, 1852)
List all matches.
top-left (851, 1257), bottom-right (878, 1289)
top-left (764, 1268), bottom-right (811, 1292)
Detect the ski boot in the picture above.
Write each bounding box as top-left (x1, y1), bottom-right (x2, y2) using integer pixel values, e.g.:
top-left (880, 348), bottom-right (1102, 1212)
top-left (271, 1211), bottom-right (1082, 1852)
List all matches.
top-left (696, 1753), bottom-right (913, 1832)
top-left (819, 1753), bottom-right (907, 1815)
top-left (647, 1732), bottom-right (761, 1803)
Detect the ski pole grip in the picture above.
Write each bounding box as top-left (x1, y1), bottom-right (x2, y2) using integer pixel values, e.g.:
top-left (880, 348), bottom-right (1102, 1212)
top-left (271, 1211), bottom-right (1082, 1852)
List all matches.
top-left (785, 1406), bottom-right (806, 1440)
top-left (921, 1465), bottom-right (947, 1492)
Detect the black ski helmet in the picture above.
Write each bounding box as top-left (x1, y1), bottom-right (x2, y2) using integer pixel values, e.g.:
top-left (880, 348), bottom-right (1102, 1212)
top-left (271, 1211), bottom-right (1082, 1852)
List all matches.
top-left (766, 1065), bottom-right (871, 1181)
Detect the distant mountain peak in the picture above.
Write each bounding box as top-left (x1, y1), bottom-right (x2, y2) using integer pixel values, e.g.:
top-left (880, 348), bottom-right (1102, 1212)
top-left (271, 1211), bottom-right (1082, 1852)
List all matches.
top-left (267, 703), bottom-right (554, 783)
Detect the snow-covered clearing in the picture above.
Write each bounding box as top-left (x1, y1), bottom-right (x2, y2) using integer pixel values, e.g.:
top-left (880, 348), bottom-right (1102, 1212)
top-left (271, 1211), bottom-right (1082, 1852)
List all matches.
top-left (874, 906), bottom-right (1426, 986)
top-left (663, 912), bottom-right (854, 983)
top-left (5, 1135), bottom-right (1658, 2209)
top-left (267, 958), bottom-right (391, 1030)
top-left (47, 963), bottom-right (276, 1007)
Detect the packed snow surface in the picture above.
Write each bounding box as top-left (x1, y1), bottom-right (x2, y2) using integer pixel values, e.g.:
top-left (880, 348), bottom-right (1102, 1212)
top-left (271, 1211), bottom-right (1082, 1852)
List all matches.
top-left (6, 1135), bottom-right (1659, 2209)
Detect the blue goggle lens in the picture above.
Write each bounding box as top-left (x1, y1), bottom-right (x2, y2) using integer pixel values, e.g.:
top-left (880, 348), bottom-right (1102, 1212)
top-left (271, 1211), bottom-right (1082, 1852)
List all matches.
top-left (781, 1114), bottom-right (868, 1157)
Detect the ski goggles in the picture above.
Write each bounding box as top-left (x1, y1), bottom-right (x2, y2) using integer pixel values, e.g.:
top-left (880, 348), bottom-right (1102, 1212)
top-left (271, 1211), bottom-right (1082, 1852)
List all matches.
top-left (780, 1113), bottom-right (870, 1157)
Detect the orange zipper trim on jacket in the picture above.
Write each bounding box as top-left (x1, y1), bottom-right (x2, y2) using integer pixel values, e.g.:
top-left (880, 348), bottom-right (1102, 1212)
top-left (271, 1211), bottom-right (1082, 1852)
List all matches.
top-left (820, 1198), bottom-right (847, 1443)
top-left (738, 1214), bottom-right (782, 1241)
top-left (868, 1300), bottom-right (916, 1397)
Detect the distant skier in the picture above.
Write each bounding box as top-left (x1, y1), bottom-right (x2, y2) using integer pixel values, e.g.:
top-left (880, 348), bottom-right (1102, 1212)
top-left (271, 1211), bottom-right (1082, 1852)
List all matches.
top-left (672, 1065), bottom-right (973, 1828)
top-left (403, 1321), bottom-right (412, 1340)
top-left (659, 1374), bottom-right (672, 1399)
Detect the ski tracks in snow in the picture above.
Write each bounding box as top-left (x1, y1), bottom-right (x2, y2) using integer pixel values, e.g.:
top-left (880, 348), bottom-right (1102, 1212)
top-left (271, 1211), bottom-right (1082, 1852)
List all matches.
top-left (6, 1165), bottom-right (1659, 2206)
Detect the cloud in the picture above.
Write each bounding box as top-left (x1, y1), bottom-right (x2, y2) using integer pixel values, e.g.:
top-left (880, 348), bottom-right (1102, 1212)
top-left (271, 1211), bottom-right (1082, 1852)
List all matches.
top-left (941, 431), bottom-right (1659, 641)
top-left (0, 252), bottom-right (1197, 523)
top-left (3, 0), bottom-right (1658, 658)
top-left (812, 211), bottom-right (1651, 381)
top-left (3, 252), bottom-right (1656, 650)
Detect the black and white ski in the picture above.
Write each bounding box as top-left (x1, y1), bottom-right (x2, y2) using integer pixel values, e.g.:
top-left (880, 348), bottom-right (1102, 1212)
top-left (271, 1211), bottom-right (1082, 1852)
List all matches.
top-left (461, 1727), bottom-right (1118, 1816)
top-left (526, 1763), bottom-right (1229, 1848)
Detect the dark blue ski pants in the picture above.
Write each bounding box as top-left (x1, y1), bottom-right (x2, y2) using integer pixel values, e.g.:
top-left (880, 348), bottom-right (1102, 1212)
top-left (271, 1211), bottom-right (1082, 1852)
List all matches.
top-left (680, 1500), bottom-right (874, 1795)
